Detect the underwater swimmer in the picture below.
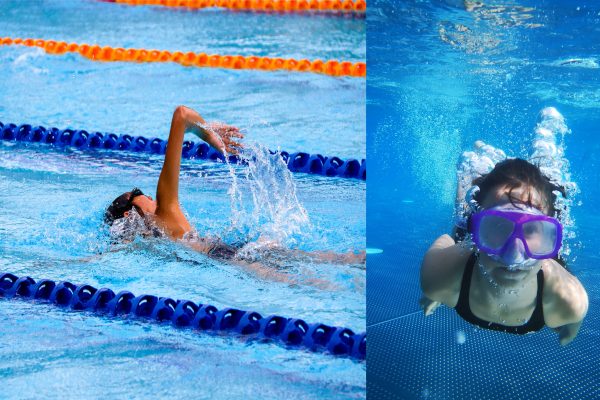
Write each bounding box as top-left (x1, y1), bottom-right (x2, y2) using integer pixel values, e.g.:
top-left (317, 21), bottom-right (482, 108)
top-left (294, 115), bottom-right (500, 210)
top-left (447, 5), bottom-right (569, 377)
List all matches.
top-left (104, 106), bottom-right (364, 282)
top-left (420, 158), bottom-right (588, 345)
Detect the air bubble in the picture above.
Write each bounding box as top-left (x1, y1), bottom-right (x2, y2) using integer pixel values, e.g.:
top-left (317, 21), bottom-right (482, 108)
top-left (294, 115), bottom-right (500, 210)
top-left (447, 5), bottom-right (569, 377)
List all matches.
top-left (530, 107), bottom-right (578, 261)
top-left (454, 141), bottom-right (506, 234)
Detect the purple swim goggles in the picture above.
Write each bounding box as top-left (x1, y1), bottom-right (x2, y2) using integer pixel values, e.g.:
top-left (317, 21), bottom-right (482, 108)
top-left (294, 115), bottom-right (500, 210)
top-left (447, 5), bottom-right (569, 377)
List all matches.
top-left (470, 208), bottom-right (563, 260)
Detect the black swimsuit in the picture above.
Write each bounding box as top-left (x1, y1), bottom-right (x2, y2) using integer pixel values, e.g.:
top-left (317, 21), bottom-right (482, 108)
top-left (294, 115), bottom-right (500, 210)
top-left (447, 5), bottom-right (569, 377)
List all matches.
top-left (207, 242), bottom-right (240, 260)
top-left (455, 253), bottom-right (546, 334)
top-left (182, 231), bottom-right (242, 260)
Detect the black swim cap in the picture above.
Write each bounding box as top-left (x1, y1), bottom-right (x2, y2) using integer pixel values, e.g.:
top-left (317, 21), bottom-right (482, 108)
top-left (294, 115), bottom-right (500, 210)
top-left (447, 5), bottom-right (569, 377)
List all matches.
top-left (104, 188), bottom-right (144, 226)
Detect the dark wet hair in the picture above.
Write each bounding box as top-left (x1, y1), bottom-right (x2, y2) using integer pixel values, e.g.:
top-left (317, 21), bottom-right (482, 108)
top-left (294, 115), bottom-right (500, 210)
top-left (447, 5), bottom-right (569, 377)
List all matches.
top-left (104, 192), bottom-right (133, 226)
top-left (472, 158), bottom-right (566, 217)
top-left (468, 158), bottom-right (569, 268)
top-left (104, 188), bottom-right (144, 226)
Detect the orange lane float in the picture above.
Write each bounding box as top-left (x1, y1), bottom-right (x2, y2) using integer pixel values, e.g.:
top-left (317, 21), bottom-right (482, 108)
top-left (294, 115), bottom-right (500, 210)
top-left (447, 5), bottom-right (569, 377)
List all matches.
top-left (108, 0), bottom-right (366, 14)
top-left (0, 37), bottom-right (366, 78)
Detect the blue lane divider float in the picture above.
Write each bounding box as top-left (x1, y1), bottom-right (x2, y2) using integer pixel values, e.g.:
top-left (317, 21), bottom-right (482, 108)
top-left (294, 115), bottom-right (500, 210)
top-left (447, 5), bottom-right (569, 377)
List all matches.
top-left (0, 273), bottom-right (366, 360)
top-left (0, 122), bottom-right (366, 180)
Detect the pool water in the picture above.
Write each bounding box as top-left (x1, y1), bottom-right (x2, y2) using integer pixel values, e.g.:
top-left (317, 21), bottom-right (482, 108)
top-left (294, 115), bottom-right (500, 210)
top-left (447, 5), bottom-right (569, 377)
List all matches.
top-left (0, 0), bottom-right (365, 158)
top-left (368, 0), bottom-right (600, 398)
top-left (0, 1), bottom-right (365, 398)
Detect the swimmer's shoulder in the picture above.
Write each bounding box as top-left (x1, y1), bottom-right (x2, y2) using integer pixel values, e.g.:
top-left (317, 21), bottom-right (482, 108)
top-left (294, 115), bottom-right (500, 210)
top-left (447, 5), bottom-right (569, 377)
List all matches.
top-left (421, 234), bottom-right (472, 307)
top-left (154, 205), bottom-right (192, 240)
top-left (541, 259), bottom-right (589, 327)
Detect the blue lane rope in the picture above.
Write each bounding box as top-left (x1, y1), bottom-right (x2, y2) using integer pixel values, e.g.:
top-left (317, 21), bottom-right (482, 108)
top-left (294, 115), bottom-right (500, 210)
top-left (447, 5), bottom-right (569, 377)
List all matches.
top-left (0, 122), bottom-right (366, 180)
top-left (0, 272), bottom-right (366, 360)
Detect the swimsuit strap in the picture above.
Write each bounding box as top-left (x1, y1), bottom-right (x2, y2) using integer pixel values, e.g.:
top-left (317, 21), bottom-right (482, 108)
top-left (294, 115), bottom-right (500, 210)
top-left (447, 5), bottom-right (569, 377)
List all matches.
top-left (529, 266), bottom-right (545, 329)
top-left (455, 253), bottom-right (545, 334)
top-left (456, 253), bottom-right (477, 311)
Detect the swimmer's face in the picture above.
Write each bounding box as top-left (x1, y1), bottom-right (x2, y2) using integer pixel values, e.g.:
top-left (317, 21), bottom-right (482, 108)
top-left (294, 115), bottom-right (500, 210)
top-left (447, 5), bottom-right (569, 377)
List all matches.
top-left (125, 194), bottom-right (157, 219)
top-left (477, 185), bottom-right (548, 282)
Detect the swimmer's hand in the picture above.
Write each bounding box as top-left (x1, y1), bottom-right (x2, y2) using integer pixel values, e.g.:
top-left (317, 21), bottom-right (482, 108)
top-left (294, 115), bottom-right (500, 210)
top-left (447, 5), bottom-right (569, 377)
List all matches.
top-left (554, 321), bottom-right (583, 346)
top-left (197, 121), bottom-right (244, 156)
top-left (420, 296), bottom-right (441, 316)
top-left (178, 106), bottom-right (243, 155)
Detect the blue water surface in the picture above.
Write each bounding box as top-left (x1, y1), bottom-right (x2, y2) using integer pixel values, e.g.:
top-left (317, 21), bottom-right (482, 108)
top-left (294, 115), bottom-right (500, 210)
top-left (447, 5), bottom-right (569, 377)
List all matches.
top-left (0, 1), bottom-right (365, 398)
top-left (0, 0), bottom-right (366, 159)
top-left (368, 1), bottom-right (600, 399)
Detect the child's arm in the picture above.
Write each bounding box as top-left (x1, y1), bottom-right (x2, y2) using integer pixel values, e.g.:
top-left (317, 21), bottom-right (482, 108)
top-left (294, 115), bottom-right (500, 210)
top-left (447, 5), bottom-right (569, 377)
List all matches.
top-left (554, 321), bottom-right (584, 346)
top-left (543, 260), bottom-right (589, 345)
top-left (420, 234), bottom-right (471, 311)
top-left (155, 106), bottom-right (242, 238)
top-left (282, 248), bottom-right (366, 266)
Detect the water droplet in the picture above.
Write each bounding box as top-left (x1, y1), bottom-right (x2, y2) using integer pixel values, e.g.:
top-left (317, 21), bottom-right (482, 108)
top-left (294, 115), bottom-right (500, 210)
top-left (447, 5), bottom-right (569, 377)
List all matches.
top-left (456, 331), bottom-right (466, 344)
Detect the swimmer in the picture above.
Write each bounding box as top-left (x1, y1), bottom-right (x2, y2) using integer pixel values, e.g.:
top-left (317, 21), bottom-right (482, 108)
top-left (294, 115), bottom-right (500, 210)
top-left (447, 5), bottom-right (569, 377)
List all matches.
top-left (104, 106), bottom-right (364, 284)
top-left (420, 158), bottom-right (588, 345)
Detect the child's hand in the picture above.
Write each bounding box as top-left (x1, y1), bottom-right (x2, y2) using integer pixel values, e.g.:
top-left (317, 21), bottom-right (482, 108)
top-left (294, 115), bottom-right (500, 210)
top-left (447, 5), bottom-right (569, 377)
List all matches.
top-left (191, 119), bottom-right (244, 155)
top-left (420, 296), bottom-right (441, 316)
top-left (554, 321), bottom-right (583, 345)
top-left (195, 121), bottom-right (244, 155)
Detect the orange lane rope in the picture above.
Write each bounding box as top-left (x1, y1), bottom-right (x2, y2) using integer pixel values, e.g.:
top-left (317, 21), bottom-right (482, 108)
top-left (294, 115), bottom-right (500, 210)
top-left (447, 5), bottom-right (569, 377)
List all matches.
top-left (108, 0), bottom-right (366, 14)
top-left (0, 37), bottom-right (366, 78)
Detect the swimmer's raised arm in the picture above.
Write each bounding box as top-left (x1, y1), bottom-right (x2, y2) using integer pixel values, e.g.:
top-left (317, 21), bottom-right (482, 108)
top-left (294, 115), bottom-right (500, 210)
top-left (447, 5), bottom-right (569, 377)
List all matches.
top-left (420, 234), bottom-right (471, 307)
top-left (155, 106), bottom-right (243, 238)
top-left (156, 106), bottom-right (200, 211)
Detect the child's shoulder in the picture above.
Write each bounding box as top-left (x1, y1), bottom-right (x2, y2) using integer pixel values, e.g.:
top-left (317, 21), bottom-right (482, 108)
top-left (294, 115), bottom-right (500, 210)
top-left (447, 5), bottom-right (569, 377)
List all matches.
top-left (541, 258), bottom-right (583, 288)
top-left (541, 259), bottom-right (589, 327)
top-left (421, 234), bottom-right (472, 306)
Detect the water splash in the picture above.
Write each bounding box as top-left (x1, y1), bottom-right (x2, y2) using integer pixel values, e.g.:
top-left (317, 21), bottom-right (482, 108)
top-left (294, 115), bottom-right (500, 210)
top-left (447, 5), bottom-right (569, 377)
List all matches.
top-left (12, 47), bottom-right (49, 75)
top-left (108, 208), bottom-right (151, 243)
top-left (220, 140), bottom-right (311, 258)
top-left (529, 107), bottom-right (578, 259)
top-left (232, 143), bottom-right (310, 255)
top-left (192, 120), bottom-right (246, 240)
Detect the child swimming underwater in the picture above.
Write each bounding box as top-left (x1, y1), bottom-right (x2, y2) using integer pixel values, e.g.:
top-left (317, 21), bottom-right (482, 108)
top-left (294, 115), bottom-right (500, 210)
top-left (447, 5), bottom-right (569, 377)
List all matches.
top-left (420, 109), bottom-right (588, 345)
top-left (104, 106), bottom-right (364, 283)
